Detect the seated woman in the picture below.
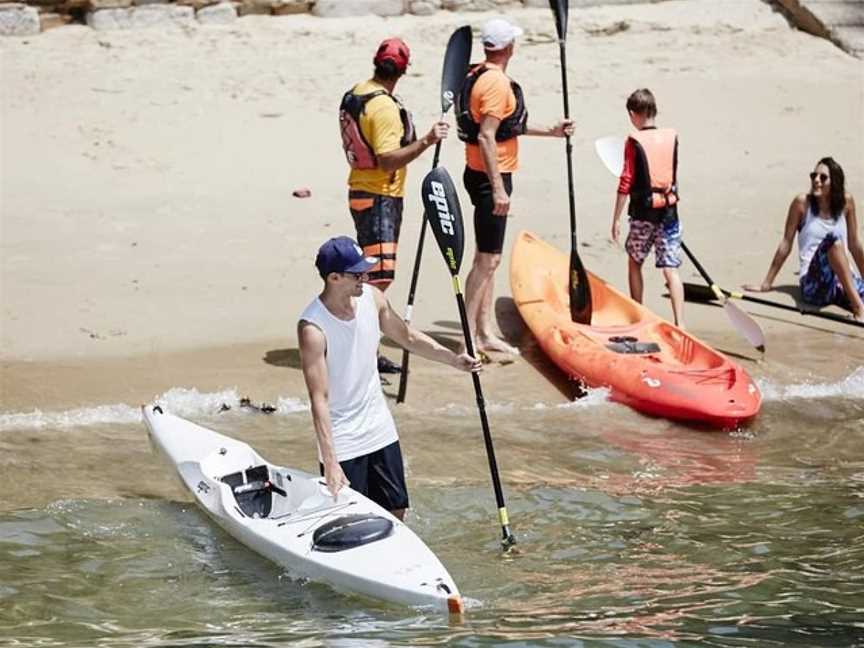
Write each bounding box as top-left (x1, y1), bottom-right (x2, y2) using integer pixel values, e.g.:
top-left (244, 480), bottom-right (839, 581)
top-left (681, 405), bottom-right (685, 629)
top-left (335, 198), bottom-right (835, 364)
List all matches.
top-left (744, 156), bottom-right (864, 321)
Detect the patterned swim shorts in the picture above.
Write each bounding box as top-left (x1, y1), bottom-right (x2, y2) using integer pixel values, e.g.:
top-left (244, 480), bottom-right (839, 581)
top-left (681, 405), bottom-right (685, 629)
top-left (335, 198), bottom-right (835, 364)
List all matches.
top-left (800, 232), bottom-right (864, 309)
top-left (625, 217), bottom-right (683, 268)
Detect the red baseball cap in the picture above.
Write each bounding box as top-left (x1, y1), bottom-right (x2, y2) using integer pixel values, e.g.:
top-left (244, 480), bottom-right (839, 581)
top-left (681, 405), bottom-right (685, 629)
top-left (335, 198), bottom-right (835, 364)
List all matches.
top-left (374, 37), bottom-right (410, 72)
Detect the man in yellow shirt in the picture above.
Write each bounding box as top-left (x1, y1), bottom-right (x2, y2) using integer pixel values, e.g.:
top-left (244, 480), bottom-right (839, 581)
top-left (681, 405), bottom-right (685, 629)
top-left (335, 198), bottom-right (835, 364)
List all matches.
top-left (456, 18), bottom-right (573, 355)
top-left (339, 37), bottom-right (449, 373)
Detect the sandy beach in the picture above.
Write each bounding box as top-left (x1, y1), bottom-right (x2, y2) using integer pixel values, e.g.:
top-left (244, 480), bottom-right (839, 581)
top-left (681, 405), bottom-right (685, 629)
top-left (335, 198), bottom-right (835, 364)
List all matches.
top-left (2, 0), bottom-right (863, 403)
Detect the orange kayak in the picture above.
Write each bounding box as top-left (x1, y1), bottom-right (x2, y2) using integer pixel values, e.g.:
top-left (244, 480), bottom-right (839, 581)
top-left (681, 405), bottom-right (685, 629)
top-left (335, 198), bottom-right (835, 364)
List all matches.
top-left (510, 231), bottom-right (761, 428)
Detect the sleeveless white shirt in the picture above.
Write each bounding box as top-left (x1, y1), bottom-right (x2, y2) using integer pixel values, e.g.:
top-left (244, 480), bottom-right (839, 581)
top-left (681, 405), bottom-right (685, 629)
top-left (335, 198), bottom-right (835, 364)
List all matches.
top-left (798, 204), bottom-right (848, 273)
top-left (299, 285), bottom-right (397, 462)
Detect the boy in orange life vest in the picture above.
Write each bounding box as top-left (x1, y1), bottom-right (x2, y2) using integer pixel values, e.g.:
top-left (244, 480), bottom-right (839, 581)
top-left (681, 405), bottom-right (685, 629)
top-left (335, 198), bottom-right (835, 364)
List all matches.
top-left (339, 37), bottom-right (449, 374)
top-left (610, 88), bottom-right (685, 327)
top-left (457, 18), bottom-right (573, 355)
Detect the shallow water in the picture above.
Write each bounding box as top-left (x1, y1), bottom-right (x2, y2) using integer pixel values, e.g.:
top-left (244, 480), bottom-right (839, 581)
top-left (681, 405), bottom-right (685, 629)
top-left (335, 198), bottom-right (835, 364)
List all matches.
top-left (2, 358), bottom-right (863, 647)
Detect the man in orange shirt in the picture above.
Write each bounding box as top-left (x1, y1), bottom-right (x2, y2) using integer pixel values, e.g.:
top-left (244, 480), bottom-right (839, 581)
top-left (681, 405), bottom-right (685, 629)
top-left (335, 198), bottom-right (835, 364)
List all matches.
top-left (456, 18), bottom-right (573, 355)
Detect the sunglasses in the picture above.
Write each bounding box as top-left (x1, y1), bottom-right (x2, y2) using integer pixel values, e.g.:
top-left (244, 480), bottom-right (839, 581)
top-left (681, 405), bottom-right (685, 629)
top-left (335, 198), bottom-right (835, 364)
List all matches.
top-left (810, 172), bottom-right (829, 184)
top-left (341, 271), bottom-right (367, 280)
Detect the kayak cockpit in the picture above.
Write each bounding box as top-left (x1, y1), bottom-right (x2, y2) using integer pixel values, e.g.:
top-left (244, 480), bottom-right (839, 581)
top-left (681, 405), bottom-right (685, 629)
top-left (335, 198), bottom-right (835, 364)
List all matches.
top-left (220, 466), bottom-right (397, 552)
top-left (221, 465), bottom-right (290, 519)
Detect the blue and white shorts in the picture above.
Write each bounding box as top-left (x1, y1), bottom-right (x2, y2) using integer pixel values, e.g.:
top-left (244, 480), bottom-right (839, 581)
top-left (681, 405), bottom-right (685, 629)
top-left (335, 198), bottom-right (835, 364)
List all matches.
top-left (800, 233), bottom-right (864, 309)
top-left (625, 217), bottom-right (682, 268)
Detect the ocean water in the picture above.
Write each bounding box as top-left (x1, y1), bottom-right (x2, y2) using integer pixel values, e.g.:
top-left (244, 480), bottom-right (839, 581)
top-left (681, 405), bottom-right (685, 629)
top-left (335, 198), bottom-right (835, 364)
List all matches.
top-left (1, 368), bottom-right (863, 647)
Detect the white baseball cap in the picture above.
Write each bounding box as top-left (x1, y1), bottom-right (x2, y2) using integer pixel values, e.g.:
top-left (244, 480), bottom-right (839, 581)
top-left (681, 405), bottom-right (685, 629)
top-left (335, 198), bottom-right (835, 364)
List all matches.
top-left (481, 18), bottom-right (523, 51)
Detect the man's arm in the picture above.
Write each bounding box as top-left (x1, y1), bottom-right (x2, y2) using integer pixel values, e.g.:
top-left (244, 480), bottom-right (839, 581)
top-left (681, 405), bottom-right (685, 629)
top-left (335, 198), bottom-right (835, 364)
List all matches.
top-left (297, 320), bottom-right (348, 498)
top-left (372, 288), bottom-right (482, 373)
top-left (377, 122), bottom-right (449, 172)
top-left (477, 113), bottom-right (509, 217)
top-left (524, 119), bottom-right (573, 138)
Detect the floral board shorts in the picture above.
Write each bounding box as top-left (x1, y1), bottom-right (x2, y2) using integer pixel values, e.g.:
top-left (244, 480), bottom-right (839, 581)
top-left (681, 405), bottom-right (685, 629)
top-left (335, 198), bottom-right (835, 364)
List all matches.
top-left (625, 217), bottom-right (682, 268)
top-left (800, 232), bottom-right (864, 309)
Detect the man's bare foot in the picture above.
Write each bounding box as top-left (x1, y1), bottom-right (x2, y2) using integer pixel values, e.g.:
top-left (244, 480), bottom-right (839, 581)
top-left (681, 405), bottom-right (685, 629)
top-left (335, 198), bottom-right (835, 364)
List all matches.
top-left (477, 335), bottom-right (520, 355)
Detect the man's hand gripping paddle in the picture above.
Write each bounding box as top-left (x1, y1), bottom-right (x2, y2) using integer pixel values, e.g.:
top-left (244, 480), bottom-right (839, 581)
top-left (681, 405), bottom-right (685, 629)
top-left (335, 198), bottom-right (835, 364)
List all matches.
top-left (397, 25), bottom-right (473, 404)
top-left (421, 165), bottom-right (516, 551)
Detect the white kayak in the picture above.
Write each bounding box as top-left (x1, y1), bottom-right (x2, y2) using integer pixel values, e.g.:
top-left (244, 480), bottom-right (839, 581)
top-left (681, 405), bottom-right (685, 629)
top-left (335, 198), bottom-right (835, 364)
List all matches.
top-left (142, 405), bottom-right (463, 613)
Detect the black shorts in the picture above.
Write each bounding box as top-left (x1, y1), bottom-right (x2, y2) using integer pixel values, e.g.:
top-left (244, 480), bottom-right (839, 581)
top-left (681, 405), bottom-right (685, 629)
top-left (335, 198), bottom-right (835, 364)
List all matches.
top-left (463, 166), bottom-right (513, 254)
top-left (348, 190), bottom-right (404, 287)
top-left (320, 440), bottom-right (409, 512)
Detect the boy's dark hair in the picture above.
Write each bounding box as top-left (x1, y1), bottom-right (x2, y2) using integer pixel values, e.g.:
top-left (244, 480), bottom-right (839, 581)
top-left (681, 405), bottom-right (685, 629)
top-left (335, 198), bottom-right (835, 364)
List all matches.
top-left (626, 88), bottom-right (657, 118)
top-left (374, 60), bottom-right (403, 82)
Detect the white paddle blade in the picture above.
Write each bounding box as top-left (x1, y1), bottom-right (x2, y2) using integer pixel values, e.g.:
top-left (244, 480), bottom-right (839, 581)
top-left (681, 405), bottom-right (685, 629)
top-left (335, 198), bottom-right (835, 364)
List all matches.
top-left (595, 136), bottom-right (626, 178)
top-left (723, 300), bottom-right (766, 353)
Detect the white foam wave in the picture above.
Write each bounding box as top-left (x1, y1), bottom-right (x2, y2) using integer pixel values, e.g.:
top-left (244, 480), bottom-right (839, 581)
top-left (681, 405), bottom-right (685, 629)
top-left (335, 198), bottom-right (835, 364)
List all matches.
top-left (758, 367), bottom-right (864, 402)
top-left (0, 387), bottom-right (308, 432)
top-left (436, 387), bottom-right (612, 416)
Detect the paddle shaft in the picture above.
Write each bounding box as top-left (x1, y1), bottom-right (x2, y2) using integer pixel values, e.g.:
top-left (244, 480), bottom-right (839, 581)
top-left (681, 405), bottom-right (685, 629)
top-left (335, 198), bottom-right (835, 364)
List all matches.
top-left (452, 277), bottom-right (515, 548)
top-left (684, 282), bottom-right (864, 329)
top-left (553, 30), bottom-right (592, 324)
top-left (396, 132), bottom-right (444, 404)
top-left (557, 42), bottom-right (577, 246)
top-left (680, 241), bottom-right (725, 300)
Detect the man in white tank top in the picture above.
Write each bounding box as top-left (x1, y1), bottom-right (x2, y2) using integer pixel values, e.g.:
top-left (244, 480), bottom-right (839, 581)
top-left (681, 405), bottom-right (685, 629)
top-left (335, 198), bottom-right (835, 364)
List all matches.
top-left (298, 236), bottom-right (481, 521)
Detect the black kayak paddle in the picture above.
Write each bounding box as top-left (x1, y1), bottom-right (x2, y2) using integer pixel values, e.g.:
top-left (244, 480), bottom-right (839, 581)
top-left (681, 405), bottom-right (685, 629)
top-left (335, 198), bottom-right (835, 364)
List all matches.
top-left (397, 25), bottom-right (473, 404)
top-left (421, 165), bottom-right (516, 551)
top-left (549, 0), bottom-right (592, 325)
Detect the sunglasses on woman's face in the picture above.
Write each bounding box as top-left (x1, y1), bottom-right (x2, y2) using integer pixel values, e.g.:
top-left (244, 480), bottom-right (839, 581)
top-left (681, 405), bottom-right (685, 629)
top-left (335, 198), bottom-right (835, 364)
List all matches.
top-left (810, 172), bottom-right (829, 184)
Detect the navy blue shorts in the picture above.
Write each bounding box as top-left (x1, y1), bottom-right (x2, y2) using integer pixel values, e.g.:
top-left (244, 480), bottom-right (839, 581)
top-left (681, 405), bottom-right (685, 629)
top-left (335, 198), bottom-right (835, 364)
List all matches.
top-left (321, 441), bottom-right (409, 512)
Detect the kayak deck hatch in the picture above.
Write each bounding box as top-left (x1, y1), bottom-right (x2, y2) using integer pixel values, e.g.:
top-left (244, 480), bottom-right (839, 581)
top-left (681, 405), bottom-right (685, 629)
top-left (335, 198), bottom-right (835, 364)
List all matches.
top-left (312, 514), bottom-right (395, 553)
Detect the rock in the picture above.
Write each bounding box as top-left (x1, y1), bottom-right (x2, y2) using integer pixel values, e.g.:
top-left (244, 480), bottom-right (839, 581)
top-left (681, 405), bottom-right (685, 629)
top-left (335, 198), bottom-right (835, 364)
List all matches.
top-left (176, 0), bottom-right (221, 10)
top-left (130, 3), bottom-right (194, 27)
top-left (525, 0), bottom-right (657, 4)
top-left (409, 0), bottom-right (439, 15)
top-left (86, 6), bottom-right (132, 28)
top-left (39, 11), bottom-right (73, 30)
top-left (87, 3), bottom-right (193, 29)
top-left (271, 0), bottom-right (311, 15)
top-left (196, 0), bottom-right (235, 22)
top-left (313, 0), bottom-right (405, 18)
top-left (0, 3), bottom-right (40, 35)
top-left (236, 0), bottom-right (271, 16)
top-left (441, 0), bottom-right (471, 10)
top-left (88, 0), bottom-right (134, 9)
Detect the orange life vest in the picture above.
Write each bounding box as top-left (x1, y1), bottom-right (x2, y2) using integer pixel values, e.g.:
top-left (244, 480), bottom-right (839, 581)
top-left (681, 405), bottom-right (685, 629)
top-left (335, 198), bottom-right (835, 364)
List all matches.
top-left (628, 128), bottom-right (678, 210)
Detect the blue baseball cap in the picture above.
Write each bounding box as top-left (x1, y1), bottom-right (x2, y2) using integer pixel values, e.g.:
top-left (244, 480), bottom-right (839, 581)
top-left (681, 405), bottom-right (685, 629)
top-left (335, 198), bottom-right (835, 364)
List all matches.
top-left (315, 236), bottom-right (378, 276)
